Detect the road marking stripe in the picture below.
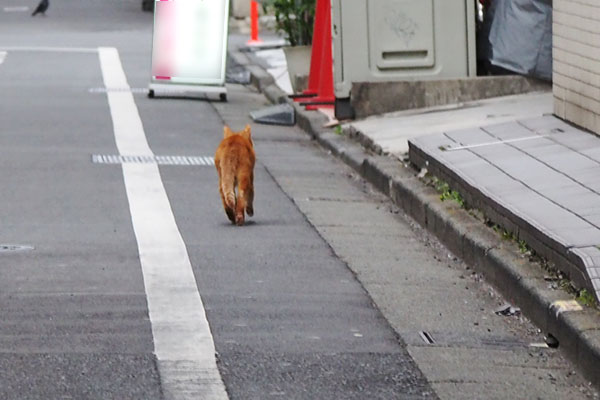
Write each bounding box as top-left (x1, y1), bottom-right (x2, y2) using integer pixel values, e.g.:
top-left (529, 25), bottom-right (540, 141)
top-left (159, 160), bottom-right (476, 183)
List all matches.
top-left (88, 87), bottom-right (150, 94)
top-left (0, 51), bottom-right (6, 65)
top-left (98, 47), bottom-right (227, 400)
top-left (3, 6), bottom-right (29, 12)
top-left (0, 46), bottom-right (97, 53)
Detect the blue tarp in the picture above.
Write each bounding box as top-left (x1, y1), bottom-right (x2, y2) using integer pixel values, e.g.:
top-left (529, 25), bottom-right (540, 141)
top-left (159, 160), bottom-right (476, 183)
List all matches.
top-left (481, 0), bottom-right (553, 81)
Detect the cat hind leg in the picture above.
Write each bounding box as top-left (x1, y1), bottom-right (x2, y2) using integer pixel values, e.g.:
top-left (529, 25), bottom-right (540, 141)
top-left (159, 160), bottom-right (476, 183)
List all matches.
top-left (234, 193), bottom-right (246, 226)
top-left (245, 185), bottom-right (254, 217)
top-left (236, 176), bottom-right (252, 225)
top-left (221, 179), bottom-right (236, 224)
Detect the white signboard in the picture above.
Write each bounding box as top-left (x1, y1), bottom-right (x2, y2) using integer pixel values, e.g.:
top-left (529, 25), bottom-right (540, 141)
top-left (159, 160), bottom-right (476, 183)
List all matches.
top-left (149, 0), bottom-right (230, 98)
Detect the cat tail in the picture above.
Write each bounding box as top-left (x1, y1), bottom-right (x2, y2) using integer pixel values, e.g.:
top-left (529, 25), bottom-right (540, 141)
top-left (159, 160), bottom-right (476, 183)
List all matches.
top-left (221, 175), bottom-right (236, 222)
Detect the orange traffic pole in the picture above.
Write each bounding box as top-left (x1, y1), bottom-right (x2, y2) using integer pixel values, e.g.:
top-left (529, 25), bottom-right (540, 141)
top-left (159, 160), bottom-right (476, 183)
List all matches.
top-left (247, 1), bottom-right (262, 45)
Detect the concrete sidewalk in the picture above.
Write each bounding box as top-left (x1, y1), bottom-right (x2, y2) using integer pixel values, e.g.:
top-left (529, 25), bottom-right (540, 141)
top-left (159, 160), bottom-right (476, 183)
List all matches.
top-left (343, 91), bottom-right (600, 388)
top-left (227, 29), bottom-right (600, 387)
top-left (346, 92), bottom-right (553, 155)
top-left (341, 90), bottom-right (600, 305)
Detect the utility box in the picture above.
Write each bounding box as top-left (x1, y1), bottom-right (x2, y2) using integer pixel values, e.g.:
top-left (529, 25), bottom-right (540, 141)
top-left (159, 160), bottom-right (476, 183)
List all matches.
top-left (332, 0), bottom-right (477, 119)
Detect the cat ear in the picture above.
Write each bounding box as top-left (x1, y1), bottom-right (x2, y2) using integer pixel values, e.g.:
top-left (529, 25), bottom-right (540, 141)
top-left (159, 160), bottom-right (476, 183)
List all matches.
top-left (223, 125), bottom-right (232, 138)
top-left (242, 124), bottom-right (252, 140)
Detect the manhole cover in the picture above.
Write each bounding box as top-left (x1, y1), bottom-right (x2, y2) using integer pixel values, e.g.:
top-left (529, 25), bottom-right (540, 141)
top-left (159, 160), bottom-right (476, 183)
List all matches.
top-left (0, 244), bottom-right (34, 252)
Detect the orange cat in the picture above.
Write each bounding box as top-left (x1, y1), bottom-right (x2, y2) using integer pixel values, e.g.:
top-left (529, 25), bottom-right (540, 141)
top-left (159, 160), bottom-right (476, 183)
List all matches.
top-left (214, 125), bottom-right (255, 226)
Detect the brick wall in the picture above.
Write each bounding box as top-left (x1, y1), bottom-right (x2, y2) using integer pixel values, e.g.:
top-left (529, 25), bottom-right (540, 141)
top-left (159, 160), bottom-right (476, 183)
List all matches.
top-left (553, 0), bottom-right (600, 134)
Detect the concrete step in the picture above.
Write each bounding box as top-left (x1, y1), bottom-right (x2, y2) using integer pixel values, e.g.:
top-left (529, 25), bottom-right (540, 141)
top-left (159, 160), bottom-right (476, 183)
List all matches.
top-left (408, 114), bottom-right (600, 303)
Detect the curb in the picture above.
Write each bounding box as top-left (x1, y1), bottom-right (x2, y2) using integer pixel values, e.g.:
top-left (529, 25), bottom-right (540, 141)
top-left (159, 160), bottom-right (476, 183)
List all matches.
top-left (409, 138), bottom-right (595, 298)
top-left (229, 44), bottom-right (600, 387)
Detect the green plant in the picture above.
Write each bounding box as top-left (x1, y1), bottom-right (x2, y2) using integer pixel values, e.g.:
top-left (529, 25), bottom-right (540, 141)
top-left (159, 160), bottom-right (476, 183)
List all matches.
top-left (441, 190), bottom-right (465, 207)
top-left (262, 0), bottom-right (316, 46)
top-left (518, 240), bottom-right (528, 254)
top-left (577, 289), bottom-right (597, 308)
top-left (432, 178), bottom-right (465, 208)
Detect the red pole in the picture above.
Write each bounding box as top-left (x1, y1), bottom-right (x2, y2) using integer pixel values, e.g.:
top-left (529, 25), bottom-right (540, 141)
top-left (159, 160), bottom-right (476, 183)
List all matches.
top-left (247, 1), bottom-right (262, 44)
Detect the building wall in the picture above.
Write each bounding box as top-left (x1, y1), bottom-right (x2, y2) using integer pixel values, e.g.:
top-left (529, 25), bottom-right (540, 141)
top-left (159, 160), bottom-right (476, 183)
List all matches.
top-left (553, 0), bottom-right (600, 134)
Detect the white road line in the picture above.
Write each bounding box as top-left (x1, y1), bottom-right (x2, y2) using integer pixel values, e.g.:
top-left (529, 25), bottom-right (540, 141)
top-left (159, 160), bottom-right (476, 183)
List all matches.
top-left (3, 6), bottom-right (29, 12)
top-left (0, 46), bottom-right (97, 53)
top-left (98, 47), bottom-right (228, 400)
top-left (0, 51), bottom-right (6, 65)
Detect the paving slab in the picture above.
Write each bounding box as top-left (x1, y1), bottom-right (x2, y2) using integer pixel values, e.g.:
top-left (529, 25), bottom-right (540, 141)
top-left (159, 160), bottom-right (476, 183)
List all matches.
top-left (344, 92), bottom-right (553, 155)
top-left (409, 115), bottom-right (600, 302)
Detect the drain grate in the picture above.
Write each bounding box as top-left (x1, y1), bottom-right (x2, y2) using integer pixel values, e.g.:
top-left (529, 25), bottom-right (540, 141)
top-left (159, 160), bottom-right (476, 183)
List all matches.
top-left (419, 331), bottom-right (435, 345)
top-left (92, 154), bottom-right (215, 166)
top-left (0, 244), bottom-right (34, 252)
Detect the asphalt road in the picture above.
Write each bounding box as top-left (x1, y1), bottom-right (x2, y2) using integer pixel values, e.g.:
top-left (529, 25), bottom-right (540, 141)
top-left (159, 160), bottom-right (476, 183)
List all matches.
top-left (0, 1), bottom-right (598, 399)
top-left (0, 1), bottom-right (432, 398)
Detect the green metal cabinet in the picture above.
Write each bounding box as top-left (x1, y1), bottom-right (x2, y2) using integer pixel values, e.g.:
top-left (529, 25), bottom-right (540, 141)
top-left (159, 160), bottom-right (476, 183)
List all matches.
top-left (332, 0), bottom-right (477, 118)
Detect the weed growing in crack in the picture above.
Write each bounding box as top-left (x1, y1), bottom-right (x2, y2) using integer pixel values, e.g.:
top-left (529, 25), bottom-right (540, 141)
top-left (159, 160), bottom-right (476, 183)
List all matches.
top-left (430, 177), bottom-right (466, 208)
top-left (518, 240), bottom-right (529, 254)
top-left (420, 173), bottom-right (599, 310)
top-left (577, 289), bottom-right (597, 308)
